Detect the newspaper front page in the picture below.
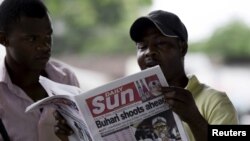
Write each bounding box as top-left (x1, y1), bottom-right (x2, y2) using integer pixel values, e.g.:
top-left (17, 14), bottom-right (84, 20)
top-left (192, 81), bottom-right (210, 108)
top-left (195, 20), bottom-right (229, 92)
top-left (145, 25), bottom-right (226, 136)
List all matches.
top-left (26, 65), bottom-right (189, 141)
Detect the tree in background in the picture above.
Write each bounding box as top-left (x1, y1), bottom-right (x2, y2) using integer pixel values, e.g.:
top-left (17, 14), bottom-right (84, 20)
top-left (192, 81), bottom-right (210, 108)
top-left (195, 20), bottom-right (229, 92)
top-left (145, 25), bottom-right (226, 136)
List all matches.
top-left (44, 0), bottom-right (152, 55)
top-left (190, 20), bottom-right (250, 64)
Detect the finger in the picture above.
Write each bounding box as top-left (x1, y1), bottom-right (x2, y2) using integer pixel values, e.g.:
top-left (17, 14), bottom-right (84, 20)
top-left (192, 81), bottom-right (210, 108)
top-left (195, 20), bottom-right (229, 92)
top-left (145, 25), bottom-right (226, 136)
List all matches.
top-left (54, 114), bottom-right (74, 135)
top-left (160, 86), bottom-right (174, 93)
top-left (164, 91), bottom-right (186, 109)
top-left (165, 99), bottom-right (174, 108)
top-left (161, 86), bottom-right (190, 102)
top-left (53, 110), bottom-right (63, 120)
top-left (55, 118), bottom-right (73, 132)
top-left (58, 136), bottom-right (69, 141)
top-left (56, 118), bottom-right (67, 126)
top-left (54, 124), bottom-right (74, 135)
top-left (54, 111), bottom-right (68, 126)
top-left (164, 95), bottom-right (175, 110)
top-left (161, 87), bottom-right (178, 98)
top-left (165, 96), bottom-right (181, 108)
top-left (55, 129), bottom-right (70, 141)
top-left (164, 92), bottom-right (185, 103)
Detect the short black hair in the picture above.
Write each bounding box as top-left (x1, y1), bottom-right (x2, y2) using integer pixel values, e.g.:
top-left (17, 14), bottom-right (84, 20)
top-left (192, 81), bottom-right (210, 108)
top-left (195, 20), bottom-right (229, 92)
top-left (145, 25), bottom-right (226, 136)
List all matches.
top-left (0, 0), bottom-right (49, 32)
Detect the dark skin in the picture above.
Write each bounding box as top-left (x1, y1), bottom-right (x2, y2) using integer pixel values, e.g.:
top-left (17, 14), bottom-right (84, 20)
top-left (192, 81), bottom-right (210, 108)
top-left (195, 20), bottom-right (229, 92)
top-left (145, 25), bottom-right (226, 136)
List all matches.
top-left (136, 27), bottom-right (208, 141)
top-left (54, 111), bottom-right (73, 141)
top-left (0, 15), bottom-right (73, 141)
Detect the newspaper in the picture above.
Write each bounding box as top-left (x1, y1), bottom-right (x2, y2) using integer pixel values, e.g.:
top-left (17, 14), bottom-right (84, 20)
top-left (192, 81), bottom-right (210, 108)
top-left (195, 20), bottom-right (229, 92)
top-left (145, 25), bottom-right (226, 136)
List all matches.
top-left (25, 65), bottom-right (189, 141)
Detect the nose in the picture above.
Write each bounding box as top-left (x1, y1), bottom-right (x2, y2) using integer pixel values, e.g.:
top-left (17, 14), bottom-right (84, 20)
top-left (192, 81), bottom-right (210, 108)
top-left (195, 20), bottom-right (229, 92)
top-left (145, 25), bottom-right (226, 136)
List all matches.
top-left (36, 41), bottom-right (51, 52)
top-left (145, 44), bottom-right (158, 58)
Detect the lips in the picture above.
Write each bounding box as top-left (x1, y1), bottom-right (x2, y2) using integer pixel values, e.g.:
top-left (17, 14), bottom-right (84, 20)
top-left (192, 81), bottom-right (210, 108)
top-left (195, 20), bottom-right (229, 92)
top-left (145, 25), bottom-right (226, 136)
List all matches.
top-left (144, 57), bottom-right (159, 68)
top-left (36, 53), bottom-right (50, 61)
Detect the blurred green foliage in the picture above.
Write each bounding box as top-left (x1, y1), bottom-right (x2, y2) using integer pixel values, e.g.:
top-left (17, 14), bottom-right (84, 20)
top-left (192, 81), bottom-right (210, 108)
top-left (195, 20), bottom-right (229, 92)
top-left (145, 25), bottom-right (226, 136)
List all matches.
top-left (44, 0), bottom-right (250, 62)
top-left (190, 20), bottom-right (250, 61)
top-left (44, 0), bottom-right (152, 55)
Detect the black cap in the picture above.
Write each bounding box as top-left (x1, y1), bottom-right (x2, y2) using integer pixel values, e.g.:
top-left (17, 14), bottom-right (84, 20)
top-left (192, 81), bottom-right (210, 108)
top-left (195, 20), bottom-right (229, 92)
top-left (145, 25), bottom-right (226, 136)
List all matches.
top-left (130, 10), bottom-right (188, 42)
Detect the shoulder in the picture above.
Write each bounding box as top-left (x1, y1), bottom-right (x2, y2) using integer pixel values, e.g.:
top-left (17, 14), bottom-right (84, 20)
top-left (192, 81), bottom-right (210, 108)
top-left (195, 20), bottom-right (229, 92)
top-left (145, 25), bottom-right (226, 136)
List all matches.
top-left (199, 85), bottom-right (238, 124)
top-left (192, 77), bottom-right (235, 111)
top-left (187, 75), bottom-right (238, 124)
top-left (187, 75), bottom-right (231, 102)
top-left (198, 83), bottom-right (232, 106)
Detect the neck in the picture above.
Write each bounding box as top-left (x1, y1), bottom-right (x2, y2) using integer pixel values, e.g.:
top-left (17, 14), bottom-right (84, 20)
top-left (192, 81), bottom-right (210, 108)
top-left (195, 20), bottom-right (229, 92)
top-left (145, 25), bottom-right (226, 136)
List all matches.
top-left (168, 73), bottom-right (188, 88)
top-left (5, 60), bottom-right (42, 88)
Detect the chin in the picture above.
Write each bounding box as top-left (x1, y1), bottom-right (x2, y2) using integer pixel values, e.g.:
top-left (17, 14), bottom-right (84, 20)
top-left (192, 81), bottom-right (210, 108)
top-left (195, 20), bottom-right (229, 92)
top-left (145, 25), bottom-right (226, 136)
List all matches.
top-left (31, 63), bottom-right (47, 72)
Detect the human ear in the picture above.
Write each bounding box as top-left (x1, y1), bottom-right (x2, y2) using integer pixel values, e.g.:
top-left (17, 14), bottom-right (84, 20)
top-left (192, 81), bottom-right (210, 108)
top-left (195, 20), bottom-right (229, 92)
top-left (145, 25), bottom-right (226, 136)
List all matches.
top-left (0, 31), bottom-right (8, 47)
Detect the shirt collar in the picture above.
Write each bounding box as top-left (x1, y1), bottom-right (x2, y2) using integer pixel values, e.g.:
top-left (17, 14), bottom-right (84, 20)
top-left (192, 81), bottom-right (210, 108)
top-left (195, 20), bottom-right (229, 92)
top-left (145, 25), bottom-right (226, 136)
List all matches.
top-left (45, 59), bottom-right (67, 80)
top-left (0, 58), bottom-right (66, 84)
top-left (185, 75), bottom-right (203, 97)
top-left (0, 57), bottom-right (10, 84)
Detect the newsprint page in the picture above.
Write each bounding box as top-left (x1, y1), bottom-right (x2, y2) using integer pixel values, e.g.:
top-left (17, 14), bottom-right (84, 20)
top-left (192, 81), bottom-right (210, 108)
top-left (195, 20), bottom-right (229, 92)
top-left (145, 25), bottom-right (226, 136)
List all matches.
top-left (26, 65), bottom-right (189, 141)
